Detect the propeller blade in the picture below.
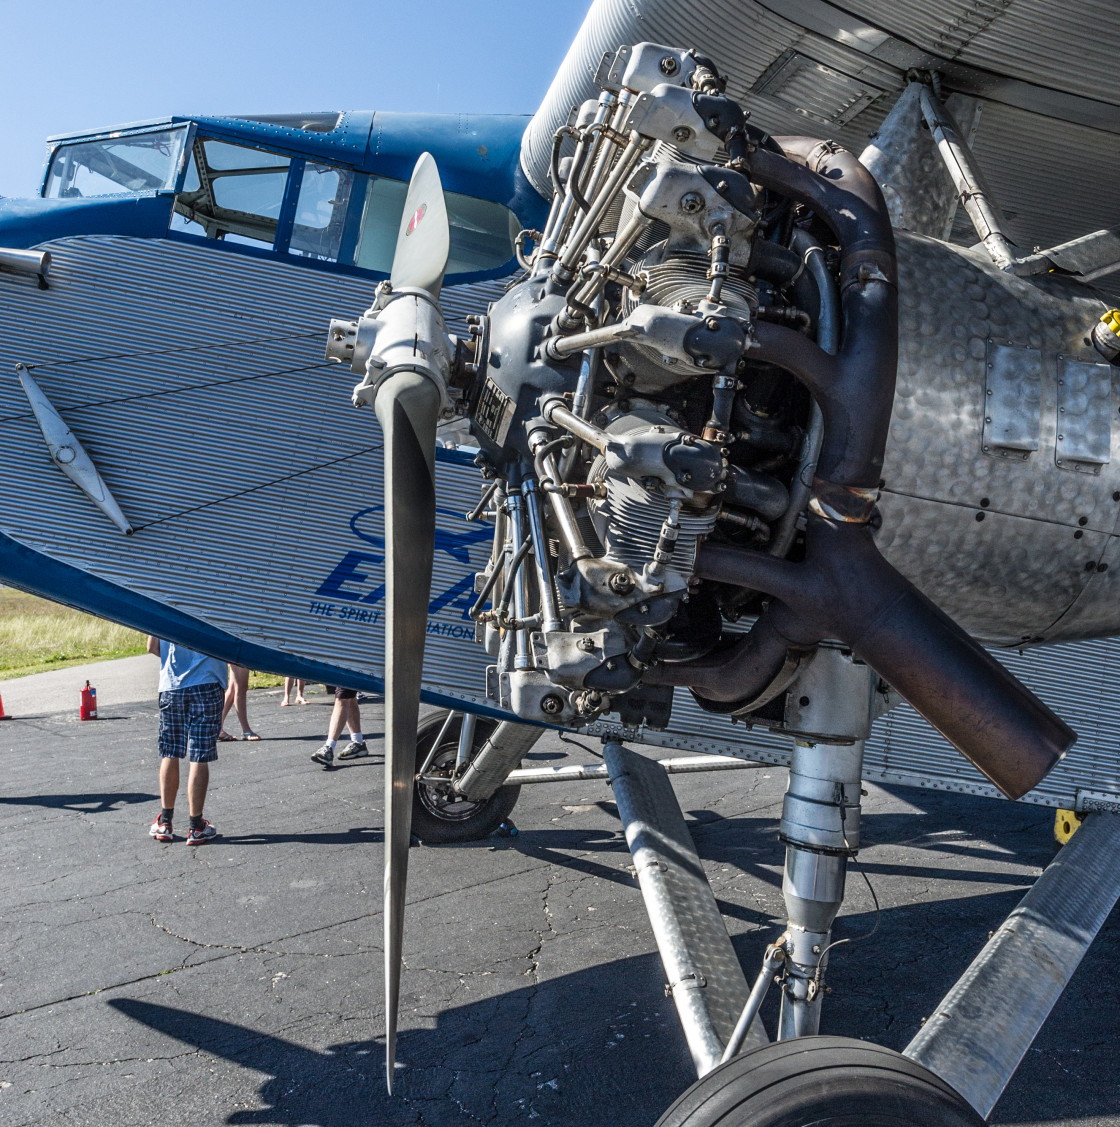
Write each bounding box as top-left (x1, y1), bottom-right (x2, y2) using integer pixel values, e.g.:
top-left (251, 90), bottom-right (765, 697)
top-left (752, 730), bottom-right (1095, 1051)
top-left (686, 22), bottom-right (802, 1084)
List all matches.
top-left (390, 151), bottom-right (451, 299)
top-left (375, 153), bottom-right (451, 1093)
top-left (376, 370), bottom-right (439, 1092)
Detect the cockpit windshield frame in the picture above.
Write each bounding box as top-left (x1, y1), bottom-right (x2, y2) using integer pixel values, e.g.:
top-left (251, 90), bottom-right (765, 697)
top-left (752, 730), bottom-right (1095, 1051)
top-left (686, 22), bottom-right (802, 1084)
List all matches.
top-left (43, 125), bottom-right (191, 200)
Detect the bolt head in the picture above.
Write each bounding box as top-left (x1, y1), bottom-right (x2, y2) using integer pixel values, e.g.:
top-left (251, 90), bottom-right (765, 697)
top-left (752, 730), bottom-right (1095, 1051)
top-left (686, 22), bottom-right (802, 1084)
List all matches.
top-left (540, 694), bottom-right (564, 716)
top-left (659, 55), bottom-right (679, 75)
top-left (680, 192), bottom-right (705, 214)
top-left (672, 126), bottom-right (692, 142)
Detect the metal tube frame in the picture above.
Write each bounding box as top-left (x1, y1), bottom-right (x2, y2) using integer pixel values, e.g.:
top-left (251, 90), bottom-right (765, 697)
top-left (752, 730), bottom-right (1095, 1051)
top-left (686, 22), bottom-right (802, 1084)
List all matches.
top-left (917, 83), bottom-right (1017, 269)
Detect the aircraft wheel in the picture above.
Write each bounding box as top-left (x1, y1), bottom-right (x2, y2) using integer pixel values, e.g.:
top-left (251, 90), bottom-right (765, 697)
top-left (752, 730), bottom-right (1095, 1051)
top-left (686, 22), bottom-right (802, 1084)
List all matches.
top-left (411, 710), bottom-right (520, 844)
top-left (655, 1036), bottom-right (984, 1127)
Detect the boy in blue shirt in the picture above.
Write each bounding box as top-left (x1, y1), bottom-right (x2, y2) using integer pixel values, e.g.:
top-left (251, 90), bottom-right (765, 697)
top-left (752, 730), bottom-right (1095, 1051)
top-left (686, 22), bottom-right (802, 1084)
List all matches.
top-left (146, 636), bottom-right (229, 844)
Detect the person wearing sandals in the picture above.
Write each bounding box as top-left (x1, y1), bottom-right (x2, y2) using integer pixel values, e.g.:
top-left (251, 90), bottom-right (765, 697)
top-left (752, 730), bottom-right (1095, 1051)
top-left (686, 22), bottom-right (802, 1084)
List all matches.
top-left (146, 637), bottom-right (227, 845)
top-left (281, 676), bottom-right (308, 706)
top-left (310, 686), bottom-right (367, 768)
top-left (219, 663), bottom-right (260, 741)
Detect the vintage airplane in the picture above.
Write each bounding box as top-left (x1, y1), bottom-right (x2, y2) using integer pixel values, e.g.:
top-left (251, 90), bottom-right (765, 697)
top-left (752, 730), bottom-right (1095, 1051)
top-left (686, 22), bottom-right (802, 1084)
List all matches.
top-left (3, 0), bottom-right (1120, 1122)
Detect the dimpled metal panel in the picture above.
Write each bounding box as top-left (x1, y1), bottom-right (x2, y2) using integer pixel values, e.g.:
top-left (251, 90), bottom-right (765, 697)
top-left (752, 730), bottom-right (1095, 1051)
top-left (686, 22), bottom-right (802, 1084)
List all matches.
top-left (983, 343), bottom-right (1040, 457)
top-left (859, 83), bottom-right (972, 241)
top-left (875, 494), bottom-right (1106, 644)
top-left (1055, 357), bottom-right (1113, 471)
top-left (877, 232), bottom-right (1119, 642)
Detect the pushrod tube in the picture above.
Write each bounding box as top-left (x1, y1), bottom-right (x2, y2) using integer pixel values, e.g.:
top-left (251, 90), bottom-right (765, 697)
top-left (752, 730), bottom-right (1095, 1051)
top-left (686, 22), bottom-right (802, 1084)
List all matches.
top-left (529, 431), bottom-right (593, 562)
top-left (523, 475), bottom-right (561, 631)
top-left (554, 134), bottom-right (648, 280)
top-left (504, 467), bottom-right (532, 669)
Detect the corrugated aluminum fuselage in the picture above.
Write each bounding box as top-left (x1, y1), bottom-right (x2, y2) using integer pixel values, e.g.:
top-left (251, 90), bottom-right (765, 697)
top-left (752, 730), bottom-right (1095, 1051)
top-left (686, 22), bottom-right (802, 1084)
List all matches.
top-left (0, 230), bottom-right (1117, 808)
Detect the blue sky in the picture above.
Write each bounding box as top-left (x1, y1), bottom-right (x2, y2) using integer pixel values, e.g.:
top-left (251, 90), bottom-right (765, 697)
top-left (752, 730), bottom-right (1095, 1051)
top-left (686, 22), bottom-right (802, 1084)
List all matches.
top-left (0, 0), bottom-right (590, 198)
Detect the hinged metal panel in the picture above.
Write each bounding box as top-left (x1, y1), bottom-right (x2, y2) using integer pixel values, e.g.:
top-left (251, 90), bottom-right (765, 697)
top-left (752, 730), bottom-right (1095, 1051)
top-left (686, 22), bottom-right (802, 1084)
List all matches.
top-left (751, 50), bottom-right (885, 126)
top-left (1055, 356), bottom-right (1113, 473)
top-left (982, 342), bottom-right (1040, 459)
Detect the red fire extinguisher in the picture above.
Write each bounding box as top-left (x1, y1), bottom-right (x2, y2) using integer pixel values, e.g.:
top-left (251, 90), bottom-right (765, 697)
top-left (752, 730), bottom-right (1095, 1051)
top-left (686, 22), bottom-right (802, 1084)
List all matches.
top-left (80, 681), bottom-right (98, 720)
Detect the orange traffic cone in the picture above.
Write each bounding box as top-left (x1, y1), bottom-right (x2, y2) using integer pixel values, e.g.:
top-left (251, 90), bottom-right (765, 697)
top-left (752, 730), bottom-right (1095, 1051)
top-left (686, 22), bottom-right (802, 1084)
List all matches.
top-left (0, 692), bottom-right (8, 720)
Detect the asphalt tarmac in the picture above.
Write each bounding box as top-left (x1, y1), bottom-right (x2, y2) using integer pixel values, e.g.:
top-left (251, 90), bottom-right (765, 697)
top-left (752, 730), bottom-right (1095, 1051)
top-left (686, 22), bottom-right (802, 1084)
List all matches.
top-left (3, 687), bottom-right (1118, 1127)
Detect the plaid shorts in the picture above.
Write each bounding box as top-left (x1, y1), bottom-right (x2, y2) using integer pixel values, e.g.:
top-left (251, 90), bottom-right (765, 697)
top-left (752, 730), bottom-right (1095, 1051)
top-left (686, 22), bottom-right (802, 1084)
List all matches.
top-left (158, 683), bottom-right (225, 763)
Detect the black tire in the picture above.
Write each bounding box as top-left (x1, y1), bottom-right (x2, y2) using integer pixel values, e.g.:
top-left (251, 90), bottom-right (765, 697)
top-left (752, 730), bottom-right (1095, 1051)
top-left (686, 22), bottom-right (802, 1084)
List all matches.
top-left (655, 1036), bottom-right (984, 1127)
top-left (411, 710), bottom-right (521, 844)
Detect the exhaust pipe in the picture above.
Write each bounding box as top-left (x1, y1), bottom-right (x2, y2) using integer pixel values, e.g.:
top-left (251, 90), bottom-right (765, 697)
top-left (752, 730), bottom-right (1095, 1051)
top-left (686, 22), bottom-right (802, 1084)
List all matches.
top-left (696, 520), bottom-right (1074, 800)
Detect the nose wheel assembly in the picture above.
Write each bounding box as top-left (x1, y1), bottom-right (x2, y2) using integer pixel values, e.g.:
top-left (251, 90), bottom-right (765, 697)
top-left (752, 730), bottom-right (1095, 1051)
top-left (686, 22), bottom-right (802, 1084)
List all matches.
top-left (410, 710), bottom-right (521, 843)
top-left (411, 654), bottom-right (1120, 1123)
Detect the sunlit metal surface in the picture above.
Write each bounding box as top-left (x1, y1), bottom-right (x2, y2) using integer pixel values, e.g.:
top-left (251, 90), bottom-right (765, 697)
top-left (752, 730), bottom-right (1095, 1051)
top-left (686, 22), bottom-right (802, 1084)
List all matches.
top-left (522, 0), bottom-right (1120, 291)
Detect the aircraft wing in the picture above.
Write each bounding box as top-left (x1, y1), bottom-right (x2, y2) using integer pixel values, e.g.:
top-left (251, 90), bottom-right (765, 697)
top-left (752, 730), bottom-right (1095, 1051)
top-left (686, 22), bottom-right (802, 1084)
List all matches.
top-left (522, 0), bottom-right (1120, 292)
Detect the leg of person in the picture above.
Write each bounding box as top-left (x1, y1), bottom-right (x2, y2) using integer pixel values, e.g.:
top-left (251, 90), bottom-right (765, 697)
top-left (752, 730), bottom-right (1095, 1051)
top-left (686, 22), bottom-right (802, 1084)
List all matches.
top-left (188, 762), bottom-right (210, 819)
top-left (232, 665), bottom-right (259, 740)
top-left (338, 694), bottom-right (369, 759)
top-left (295, 679), bottom-right (308, 705)
top-left (281, 676), bottom-right (293, 706)
top-left (311, 694), bottom-right (347, 767)
top-left (219, 667), bottom-right (237, 741)
top-left (151, 690), bottom-right (186, 841)
top-left (159, 757), bottom-right (180, 809)
top-left (185, 682), bottom-right (222, 844)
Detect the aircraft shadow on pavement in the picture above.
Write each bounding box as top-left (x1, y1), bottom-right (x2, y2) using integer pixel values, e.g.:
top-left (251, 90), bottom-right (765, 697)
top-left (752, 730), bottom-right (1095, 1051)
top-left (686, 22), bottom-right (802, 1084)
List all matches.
top-left (0, 790), bottom-right (159, 813)
top-left (107, 868), bottom-right (1120, 1127)
top-left (88, 780), bottom-right (1120, 1126)
top-left (108, 955), bottom-right (705, 1127)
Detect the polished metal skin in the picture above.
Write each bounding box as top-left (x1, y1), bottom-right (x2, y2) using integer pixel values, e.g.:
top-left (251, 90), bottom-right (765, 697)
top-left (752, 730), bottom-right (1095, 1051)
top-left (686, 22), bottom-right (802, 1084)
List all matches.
top-left (860, 82), bottom-right (978, 242)
top-left (877, 233), bottom-right (1114, 645)
top-left (775, 653), bottom-right (874, 1040)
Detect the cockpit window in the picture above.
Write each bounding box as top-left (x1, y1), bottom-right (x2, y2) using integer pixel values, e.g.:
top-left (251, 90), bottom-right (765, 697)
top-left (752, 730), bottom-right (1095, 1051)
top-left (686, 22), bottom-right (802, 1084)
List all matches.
top-left (172, 138), bottom-right (291, 247)
top-left (167, 134), bottom-right (518, 276)
top-left (354, 175), bottom-right (518, 274)
top-left (290, 162), bottom-right (355, 260)
top-left (44, 128), bottom-right (187, 199)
